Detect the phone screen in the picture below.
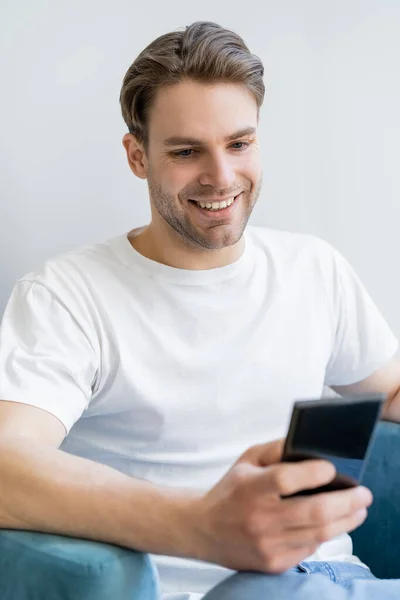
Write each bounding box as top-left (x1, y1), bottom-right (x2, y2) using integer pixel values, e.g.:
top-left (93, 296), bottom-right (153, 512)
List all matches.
top-left (281, 393), bottom-right (386, 496)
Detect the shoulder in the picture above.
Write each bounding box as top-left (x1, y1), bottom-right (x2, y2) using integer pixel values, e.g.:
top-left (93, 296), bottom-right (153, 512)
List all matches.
top-left (246, 225), bottom-right (338, 267)
top-left (16, 235), bottom-right (125, 295)
top-left (10, 235), bottom-right (127, 321)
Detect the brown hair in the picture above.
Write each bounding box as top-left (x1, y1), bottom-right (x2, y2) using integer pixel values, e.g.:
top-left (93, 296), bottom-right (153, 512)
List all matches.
top-left (119, 21), bottom-right (265, 149)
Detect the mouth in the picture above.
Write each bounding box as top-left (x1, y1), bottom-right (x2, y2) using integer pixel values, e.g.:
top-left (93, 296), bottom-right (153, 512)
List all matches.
top-left (188, 193), bottom-right (241, 214)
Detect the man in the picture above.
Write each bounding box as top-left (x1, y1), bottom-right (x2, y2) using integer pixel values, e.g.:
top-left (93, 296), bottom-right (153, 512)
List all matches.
top-left (0, 20), bottom-right (399, 600)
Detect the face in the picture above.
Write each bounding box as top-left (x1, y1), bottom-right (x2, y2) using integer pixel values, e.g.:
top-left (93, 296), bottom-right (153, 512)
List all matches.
top-left (132, 80), bottom-right (263, 250)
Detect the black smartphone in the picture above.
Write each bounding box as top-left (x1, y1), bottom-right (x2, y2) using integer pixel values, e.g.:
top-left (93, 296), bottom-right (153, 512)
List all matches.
top-left (281, 393), bottom-right (386, 497)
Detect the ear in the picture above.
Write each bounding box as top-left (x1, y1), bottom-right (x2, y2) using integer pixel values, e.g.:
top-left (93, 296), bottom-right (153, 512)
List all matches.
top-left (122, 134), bottom-right (148, 179)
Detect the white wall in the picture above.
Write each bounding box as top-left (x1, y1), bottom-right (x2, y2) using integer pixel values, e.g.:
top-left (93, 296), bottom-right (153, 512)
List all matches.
top-left (1, 0), bottom-right (399, 337)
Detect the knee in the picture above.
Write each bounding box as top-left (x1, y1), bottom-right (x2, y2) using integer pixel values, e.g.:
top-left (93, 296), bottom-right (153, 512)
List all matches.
top-left (0, 529), bottom-right (159, 600)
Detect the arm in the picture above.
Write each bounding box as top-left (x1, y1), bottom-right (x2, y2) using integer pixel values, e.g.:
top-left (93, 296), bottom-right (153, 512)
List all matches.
top-left (0, 284), bottom-right (200, 556)
top-left (0, 400), bottom-right (199, 559)
top-left (331, 357), bottom-right (400, 422)
top-left (0, 400), bottom-right (371, 574)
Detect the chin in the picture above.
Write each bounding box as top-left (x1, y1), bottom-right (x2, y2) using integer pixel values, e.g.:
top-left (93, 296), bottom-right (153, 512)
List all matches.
top-left (199, 230), bottom-right (244, 250)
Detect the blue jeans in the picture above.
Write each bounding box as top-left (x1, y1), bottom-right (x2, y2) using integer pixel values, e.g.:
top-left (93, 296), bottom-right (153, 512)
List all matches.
top-left (202, 561), bottom-right (400, 599)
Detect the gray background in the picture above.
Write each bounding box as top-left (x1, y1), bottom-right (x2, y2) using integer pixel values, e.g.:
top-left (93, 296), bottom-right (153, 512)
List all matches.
top-left (1, 0), bottom-right (399, 339)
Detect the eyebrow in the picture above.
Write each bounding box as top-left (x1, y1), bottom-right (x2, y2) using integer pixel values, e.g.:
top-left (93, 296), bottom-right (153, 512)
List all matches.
top-left (163, 127), bottom-right (257, 147)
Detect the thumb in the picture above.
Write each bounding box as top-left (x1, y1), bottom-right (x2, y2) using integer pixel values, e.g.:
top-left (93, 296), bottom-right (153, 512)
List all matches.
top-left (237, 438), bottom-right (285, 468)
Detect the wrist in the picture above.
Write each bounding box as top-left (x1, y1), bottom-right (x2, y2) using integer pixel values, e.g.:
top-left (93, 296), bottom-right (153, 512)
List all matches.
top-left (169, 490), bottom-right (211, 561)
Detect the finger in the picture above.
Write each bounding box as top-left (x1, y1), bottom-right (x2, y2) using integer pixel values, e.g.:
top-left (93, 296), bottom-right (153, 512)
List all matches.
top-left (239, 438), bottom-right (286, 467)
top-left (254, 459), bottom-right (336, 497)
top-left (272, 507), bottom-right (368, 550)
top-left (280, 485), bottom-right (373, 527)
top-left (257, 438), bottom-right (286, 466)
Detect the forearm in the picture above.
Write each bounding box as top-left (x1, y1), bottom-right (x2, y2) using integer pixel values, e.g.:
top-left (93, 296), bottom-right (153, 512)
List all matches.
top-left (0, 439), bottom-right (202, 558)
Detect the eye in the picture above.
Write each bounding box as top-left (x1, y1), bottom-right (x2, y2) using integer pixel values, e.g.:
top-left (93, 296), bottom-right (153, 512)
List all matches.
top-left (230, 141), bottom-right (250, 150)
top-left (173, 149), bottom-right (195, 158)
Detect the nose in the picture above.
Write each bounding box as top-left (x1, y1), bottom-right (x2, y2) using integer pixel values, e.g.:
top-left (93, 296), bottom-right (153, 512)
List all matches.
top-left (198, 152), bottom-right (236, 191)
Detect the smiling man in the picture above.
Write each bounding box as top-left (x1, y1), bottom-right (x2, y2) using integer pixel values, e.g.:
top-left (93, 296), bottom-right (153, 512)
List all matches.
top-left (0, 20), bottom-right (400, 600)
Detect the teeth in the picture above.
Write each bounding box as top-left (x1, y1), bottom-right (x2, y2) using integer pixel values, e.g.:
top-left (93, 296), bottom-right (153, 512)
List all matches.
top-left (197, 197), bottom-right (236, 210)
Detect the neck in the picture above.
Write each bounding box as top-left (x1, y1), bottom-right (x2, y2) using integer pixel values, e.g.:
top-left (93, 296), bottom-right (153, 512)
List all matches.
top-left (128, 221), bottom-right (245, 270)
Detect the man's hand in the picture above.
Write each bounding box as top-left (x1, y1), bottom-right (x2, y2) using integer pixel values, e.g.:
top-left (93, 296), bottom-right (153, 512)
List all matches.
top-left (190, 439), bottom-right (372, 574)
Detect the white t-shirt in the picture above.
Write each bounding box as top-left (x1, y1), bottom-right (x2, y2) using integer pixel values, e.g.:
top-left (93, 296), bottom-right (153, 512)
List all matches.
top-left (0, 225), bottom-right (397, 599)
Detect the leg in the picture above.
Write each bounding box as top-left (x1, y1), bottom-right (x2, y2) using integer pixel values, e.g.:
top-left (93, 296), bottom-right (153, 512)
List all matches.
top-left (0, 529), bottom-right (159, 600)
top-left (203, 569), bottom-right (349, 600)
top-left (202, 563), bottom-right (400, 600)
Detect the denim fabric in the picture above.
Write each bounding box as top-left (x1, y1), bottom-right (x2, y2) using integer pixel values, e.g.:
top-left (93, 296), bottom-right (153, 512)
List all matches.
top-left (203, 562), bottom-right (400, 600)
top-left (350, 421), bottom-right (400, 579)
top-left (0, 529), bottom-right (160, 600)
top-left (296, 561), bottom-right (376, 589)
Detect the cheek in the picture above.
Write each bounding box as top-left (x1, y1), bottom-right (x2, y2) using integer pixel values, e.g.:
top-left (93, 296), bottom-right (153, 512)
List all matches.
top-left (249, 153), bottom-right (263, 180)
top-left (152, 165), bottom-right (182, 195)
top-left (165, 164), bottom-right (200, 196)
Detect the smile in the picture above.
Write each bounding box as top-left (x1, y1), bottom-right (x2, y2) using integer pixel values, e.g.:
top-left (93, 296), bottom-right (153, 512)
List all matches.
top-left (189, 194), bottom-right (240, 212)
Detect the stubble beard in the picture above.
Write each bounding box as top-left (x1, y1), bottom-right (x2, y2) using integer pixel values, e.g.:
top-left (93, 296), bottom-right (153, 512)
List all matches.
top-left (147, 174), bottom-right (263, 251)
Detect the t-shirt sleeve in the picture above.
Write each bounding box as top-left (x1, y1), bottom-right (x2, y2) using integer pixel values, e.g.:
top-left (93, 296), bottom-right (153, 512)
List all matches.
top-left (0, 279), bottom-right (99, 434)
top-left (323, 246), bottom-right (398, 387)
